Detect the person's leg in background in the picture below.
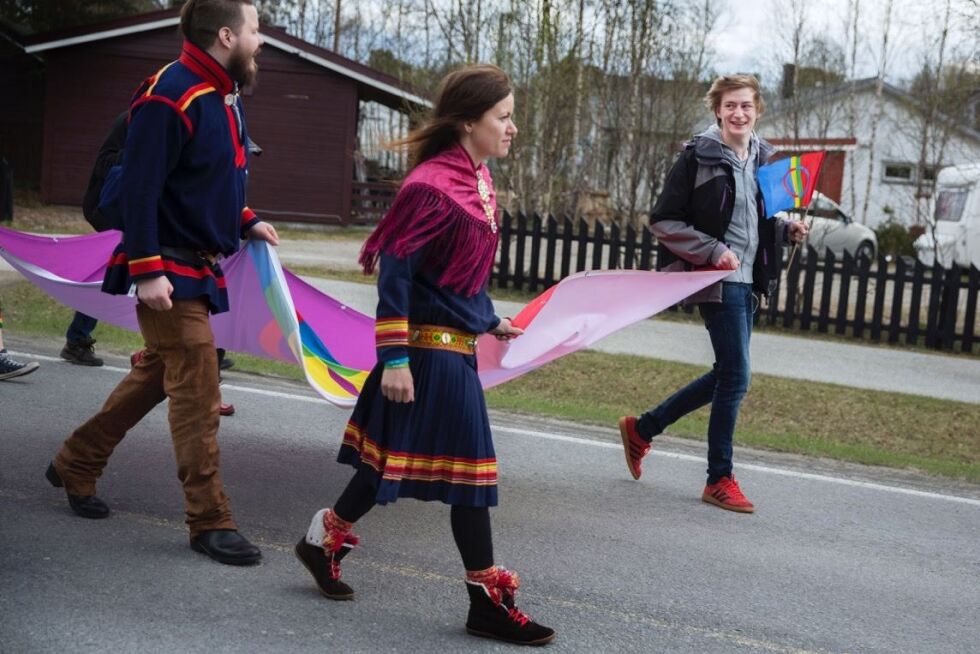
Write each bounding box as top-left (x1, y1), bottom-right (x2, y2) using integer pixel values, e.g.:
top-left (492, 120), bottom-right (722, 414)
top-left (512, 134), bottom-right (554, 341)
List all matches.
top-left (61, 311), bottom-right (104, 366)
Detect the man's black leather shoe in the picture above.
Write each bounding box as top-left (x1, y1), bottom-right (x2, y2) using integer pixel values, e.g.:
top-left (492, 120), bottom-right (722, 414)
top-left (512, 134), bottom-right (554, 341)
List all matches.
top-left (190, 530), bottom-right (262, 566)
top-left (45, 462), bottom-right (110, 519)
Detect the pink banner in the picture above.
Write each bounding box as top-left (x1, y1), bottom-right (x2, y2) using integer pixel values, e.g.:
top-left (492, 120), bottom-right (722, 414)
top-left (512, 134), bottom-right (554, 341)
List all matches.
top-left (0, 226), bottom-right (726, 404)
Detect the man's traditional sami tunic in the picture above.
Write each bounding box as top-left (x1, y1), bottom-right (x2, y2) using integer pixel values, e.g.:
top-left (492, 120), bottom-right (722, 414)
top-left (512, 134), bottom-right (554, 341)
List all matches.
top-left (102, 41), bottom-right (260, 314)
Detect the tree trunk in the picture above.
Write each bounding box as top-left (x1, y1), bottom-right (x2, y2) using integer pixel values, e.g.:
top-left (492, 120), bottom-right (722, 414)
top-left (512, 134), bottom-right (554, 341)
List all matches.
top-left (859, 0), bottom-right (893, 225)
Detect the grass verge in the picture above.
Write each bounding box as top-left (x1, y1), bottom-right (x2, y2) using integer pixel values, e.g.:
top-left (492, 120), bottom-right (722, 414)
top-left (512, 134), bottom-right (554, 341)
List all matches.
top-left (3, 279), bottom-right (978, 483)
top-left (485, 350), bottom-right (980, 483)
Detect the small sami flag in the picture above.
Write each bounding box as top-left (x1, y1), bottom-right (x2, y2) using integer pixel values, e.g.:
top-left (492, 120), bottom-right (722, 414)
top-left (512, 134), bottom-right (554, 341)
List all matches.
top-left (757, 151), bottom-right (826, 217)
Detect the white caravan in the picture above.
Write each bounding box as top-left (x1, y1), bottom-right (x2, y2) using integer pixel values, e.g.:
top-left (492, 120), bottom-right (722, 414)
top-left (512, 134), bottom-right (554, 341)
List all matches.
top-left (914, 164), bottom-right (980, 269)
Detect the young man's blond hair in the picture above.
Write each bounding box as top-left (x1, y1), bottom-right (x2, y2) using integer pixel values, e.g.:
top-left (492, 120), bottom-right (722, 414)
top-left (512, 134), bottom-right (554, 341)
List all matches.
top-left (704, 75), bottom-right (766, 126)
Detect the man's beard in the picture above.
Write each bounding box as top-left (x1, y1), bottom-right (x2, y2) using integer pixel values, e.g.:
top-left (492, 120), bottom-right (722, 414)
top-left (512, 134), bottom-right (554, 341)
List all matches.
top-left (228, 46), bottom-right (259, 87)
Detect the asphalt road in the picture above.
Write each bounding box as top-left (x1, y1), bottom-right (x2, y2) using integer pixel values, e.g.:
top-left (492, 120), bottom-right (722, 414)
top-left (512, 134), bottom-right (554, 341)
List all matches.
top-left (1, 343), bottom-right (979, 653)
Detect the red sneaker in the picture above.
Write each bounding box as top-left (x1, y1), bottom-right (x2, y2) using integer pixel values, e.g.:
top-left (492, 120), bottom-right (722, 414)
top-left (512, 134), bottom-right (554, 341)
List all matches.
top-left (702, 476), bottom-right (755, 513)
top-left (618, 416), bottom-right (651, 480)
top-left (219, 403), bottom-right (236, 417)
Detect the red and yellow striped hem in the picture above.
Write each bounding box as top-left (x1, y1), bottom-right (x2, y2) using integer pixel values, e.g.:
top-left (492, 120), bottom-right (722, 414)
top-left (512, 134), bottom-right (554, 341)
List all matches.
top-left (342, 422), bottom-right (497, 487)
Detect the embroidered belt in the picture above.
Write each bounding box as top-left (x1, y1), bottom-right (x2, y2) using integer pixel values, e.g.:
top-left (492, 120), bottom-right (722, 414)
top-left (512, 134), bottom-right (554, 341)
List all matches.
top-left (407, 324), bottom-right (477, 355)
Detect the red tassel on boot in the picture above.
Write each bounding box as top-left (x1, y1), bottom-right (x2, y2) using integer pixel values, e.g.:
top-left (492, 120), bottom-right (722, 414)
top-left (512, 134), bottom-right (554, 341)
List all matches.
top-left (464, 566), bottom-right (555, 645)
top-left (294, 508), bottom-right (359, 600)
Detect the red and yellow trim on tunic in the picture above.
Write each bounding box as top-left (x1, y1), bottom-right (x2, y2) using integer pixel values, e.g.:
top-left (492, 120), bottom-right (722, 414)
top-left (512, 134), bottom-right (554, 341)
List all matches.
top-left (343, 422), bottom-right (497, 487)
top-left (127, 255), bottom-right (163, 277)
top-left (110, 253), bottom-right (227, 288)
top-left (241, 206), bottom-right (257, 226)
top-left (178, 83), bottom-right (216, 111)
top-left (143, 62), bottom-right (176, 98)
top-left (375, 317), bottom-right (409, 348)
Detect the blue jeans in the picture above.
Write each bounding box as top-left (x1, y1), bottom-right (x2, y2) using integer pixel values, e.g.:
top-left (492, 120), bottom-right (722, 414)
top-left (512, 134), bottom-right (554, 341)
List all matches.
top-left (66, 311), bottom-right (98, 343)
top-left (636, 282), bottom-right (755, 484)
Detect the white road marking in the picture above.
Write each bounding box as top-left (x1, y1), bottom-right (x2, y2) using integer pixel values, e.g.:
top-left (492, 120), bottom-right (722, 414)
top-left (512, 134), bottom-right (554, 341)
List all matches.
top-left (17, 351), bottom-right (980, 508)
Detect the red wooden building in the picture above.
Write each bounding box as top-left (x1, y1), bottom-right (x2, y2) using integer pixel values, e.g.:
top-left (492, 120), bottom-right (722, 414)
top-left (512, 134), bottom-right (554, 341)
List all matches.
top-left (12, 9), bottom-right (428, 224)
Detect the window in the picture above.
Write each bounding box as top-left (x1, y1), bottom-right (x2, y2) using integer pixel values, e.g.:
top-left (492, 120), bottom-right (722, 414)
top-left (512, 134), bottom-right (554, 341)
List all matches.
top-left (935, 189), bottom-right (968, 223)
top-left (922, 166), bottom-right (938, 182)
top-left (883, 163), bottom-right (913, 183)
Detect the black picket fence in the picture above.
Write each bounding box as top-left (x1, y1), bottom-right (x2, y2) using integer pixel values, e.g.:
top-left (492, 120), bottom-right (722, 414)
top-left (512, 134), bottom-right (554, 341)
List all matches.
top-left (492, 211), bottom-right (980, 354)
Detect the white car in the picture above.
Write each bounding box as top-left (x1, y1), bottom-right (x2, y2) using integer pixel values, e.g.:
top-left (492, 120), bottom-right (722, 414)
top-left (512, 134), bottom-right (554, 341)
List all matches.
top-left (778, 191), bottom-right (878, 261)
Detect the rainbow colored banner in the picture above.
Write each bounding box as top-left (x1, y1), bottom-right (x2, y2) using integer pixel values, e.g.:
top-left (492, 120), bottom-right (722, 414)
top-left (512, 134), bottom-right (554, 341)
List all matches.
top-left (0, 226), bottom-right (728, 407)
top-left (757, 151), bottom-right (826, 217)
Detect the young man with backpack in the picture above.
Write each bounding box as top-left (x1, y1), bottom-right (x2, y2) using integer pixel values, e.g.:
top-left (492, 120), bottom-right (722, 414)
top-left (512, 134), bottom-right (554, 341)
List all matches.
top-left (618, 75), bottom-right (808, 513)
top-left (47, 0), bottom-right (277, 565)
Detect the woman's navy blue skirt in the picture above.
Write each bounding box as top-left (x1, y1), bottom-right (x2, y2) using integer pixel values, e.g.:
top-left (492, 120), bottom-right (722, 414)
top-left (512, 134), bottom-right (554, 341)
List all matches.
top-left (337, 347), bottom-right (498, 507)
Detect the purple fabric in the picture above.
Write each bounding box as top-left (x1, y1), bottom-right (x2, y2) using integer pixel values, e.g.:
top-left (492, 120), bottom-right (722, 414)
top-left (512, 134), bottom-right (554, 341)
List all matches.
top-left (0, 226), bottom-right (727, 404)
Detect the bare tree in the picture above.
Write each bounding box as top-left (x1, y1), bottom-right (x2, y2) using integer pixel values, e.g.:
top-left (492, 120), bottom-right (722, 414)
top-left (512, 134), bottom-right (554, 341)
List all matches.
top-left (859, 0), bottom-right (893, 225)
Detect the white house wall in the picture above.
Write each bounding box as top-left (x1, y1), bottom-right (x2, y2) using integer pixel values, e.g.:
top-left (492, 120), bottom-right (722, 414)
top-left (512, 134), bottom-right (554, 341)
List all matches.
top-left (759, 91), bottom-right (980, 229)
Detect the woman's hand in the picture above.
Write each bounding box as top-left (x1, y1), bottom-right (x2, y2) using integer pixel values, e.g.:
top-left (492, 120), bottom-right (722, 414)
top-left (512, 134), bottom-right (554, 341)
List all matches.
top-left (489, 317), bottom-right (524, 341)
top-left (381, 366), bottom-right (414, 403)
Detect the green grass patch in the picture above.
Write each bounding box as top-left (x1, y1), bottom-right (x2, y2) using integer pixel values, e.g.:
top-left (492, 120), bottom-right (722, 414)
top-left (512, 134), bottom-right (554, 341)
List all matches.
top-left (275, 225), bottom-right (373, 242)
top-left (485, 350), bottom-right (980, 483)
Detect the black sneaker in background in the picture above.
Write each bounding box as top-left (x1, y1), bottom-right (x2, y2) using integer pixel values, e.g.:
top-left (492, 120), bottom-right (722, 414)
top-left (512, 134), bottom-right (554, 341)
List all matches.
top-left (60, 338), bottom-right (104, 367)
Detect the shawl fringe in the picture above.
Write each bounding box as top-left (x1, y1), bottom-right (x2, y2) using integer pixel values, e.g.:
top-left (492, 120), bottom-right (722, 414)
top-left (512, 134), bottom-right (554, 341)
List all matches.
top-left (359, 182), bottom-right (498, 297)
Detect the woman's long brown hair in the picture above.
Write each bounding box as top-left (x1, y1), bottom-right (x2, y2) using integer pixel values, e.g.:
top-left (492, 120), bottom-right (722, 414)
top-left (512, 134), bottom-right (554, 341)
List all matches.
top-left (391, 64), bottom-right (513, 172)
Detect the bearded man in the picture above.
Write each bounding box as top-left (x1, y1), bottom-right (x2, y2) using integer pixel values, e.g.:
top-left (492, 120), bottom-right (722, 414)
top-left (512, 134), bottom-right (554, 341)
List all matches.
top-left (46, 0), bottom-right (278, 565)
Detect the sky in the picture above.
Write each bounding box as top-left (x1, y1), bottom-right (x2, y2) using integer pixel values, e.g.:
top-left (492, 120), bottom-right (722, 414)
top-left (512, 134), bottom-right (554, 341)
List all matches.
top-left (710, 0), bottom-right (976, 86)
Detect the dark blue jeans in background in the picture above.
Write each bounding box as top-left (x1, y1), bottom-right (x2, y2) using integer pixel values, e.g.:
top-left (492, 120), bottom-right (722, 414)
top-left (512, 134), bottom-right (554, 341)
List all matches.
top-left (635, 282), bottom-right (755, 484)
top-left (66, 311), bottom-right (98, 343)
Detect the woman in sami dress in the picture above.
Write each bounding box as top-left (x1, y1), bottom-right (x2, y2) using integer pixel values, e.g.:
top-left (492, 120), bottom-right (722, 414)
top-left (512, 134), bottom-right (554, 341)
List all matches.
top-left (294, 64), bottom-right (556, 646)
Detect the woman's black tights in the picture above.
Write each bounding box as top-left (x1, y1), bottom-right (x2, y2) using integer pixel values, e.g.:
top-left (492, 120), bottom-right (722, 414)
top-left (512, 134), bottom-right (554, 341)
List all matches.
top-left (332, 468), bottom-right (494, 571)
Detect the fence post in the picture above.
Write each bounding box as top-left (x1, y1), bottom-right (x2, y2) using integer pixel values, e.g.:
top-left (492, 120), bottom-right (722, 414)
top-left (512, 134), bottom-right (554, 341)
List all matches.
top-left (817, 249), bottom-right (835, 333)
top-left (576, 218), bottom-right (589, 272)
top-left (496, 210), bottom-right (512, 289)
top-left (888, 256), bottom-right (908, 344)
top-left (544, 215), bottom-right (558, 288)
top-left (836, 250), bottom-right (853, 335)
top-left (852, 253), bottom-right (871, 339)
top-left (624, 225), bottom-right (637, 269)
top-left (528, 213), bottom-right (543, 293)
top-left (513, 211), bottom-right (528, 292)
top-left (870, 254), bottom-right (889, 342)
top-left (939, 265), bottom-right (961, 351)
top-left (800, 245), bottom-right (818, 331)
top-left (591, 221), bottom-right (605, 270)
top-left (608, 222), bottom-right (621, 269)
top-left (560, 216), bottom-right (573, 279)
top-left (783, 251), bottom-right (801, 328)
top-left (906, 258), bottom-right (925, 345)
top-left (639, 227), bottom-right (653, 270)
top-left (924, 261), bottom-right (944, 348)
top-left (962, 265), bottom-right (979, 354)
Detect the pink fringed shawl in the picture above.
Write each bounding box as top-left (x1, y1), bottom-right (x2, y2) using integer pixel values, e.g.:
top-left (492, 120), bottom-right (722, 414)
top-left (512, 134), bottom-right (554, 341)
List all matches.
top-left (359, 142), bottom-right (499, 297)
